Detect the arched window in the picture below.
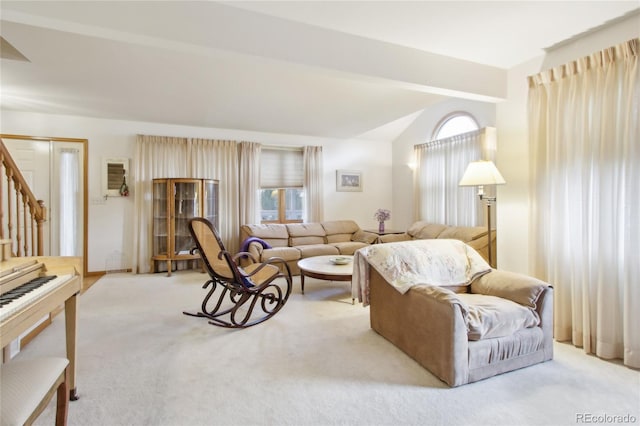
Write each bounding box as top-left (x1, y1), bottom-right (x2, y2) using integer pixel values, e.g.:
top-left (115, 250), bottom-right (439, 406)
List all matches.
top-left (433, 112), bottom-right (479, 140)
top-left (415, 112), bottom-right (485, 227)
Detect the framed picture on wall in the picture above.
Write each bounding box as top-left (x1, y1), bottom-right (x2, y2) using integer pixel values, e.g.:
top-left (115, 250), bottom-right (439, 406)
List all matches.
top-left (336, 170), bottom-right (362, 192)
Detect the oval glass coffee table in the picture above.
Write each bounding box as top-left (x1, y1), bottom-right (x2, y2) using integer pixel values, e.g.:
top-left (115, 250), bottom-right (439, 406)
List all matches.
top-left (297, 255), bottom-right (355, 304)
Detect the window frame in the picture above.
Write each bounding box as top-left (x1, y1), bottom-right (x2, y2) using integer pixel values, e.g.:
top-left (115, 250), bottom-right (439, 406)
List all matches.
top-left (260, 187), bottom-right (304, 224)
top-left (432, 112), bottom-right (480, 140)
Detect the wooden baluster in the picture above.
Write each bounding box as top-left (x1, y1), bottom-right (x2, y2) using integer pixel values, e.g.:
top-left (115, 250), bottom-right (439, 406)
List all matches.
top-left (30, 203), bottom-right (36, 256)
top-left (15, 181), bottom-right (22, 257)
top-left (22, 192), bottom-right (29, 256)
top-left (6, 169), bottom-right (14, 255)
top-left (37, 200), bottom-right (46, 256)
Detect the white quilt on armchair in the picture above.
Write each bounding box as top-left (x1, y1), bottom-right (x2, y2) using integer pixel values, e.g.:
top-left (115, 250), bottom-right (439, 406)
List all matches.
top-left (353, 239), bottom-right (492, 306)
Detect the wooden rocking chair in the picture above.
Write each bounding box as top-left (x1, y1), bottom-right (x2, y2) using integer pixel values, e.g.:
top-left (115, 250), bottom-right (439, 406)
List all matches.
top-left (184, 217), bottom-right (292, 328)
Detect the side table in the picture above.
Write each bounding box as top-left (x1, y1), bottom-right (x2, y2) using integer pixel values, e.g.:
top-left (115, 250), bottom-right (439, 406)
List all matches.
top-left (363, 229), bottom-right (405, 236)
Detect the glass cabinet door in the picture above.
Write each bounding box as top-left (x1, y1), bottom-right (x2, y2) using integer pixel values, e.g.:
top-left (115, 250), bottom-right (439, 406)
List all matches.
top-left (203, 180), bottom-right (219, 230)
top-left (152, 180), bottom-right (168, 256)
top-left (173, 180), bottom-right (199, 255)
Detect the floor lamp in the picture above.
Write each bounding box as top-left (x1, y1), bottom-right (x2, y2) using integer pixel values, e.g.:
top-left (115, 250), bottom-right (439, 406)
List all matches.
top-left (459, 160), bottom-right (506, 268)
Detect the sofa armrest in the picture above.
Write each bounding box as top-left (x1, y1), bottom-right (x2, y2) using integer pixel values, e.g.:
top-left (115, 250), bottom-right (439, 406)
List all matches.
top-left (378, 233), bottom-right (411, 243)
top-left (246, 241), bottom-right (265, 260)
top-left (369, 268), bottom-right (470, 386)
top-left (471, 270), bottom-right (553, 361)
top-left (471, 270), bottom-right (550, 309)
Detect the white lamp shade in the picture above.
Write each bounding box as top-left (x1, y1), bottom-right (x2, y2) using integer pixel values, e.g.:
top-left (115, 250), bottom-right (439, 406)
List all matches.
top-left (459, 160), bottom-right (506, 186)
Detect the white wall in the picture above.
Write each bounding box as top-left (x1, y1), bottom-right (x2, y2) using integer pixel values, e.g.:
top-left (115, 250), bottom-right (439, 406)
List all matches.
top-left (494, 56), bottom-right (543, 274)
top-left (496, 12), bottom-right (639, 275)
top-left (0, 110), bottom-right (392, 273)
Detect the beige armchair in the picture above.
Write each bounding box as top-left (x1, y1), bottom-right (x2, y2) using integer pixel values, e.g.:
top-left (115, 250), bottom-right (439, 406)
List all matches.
top-left (353, 239), bottom-right (553, 387)
top-left (367, 267), bottom-right (553, 386)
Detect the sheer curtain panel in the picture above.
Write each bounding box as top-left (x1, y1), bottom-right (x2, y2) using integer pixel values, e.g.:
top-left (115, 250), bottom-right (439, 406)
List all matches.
top-left (303, 146), bottom-right (323, 222)
top-left (59, 148), bottom-right (79, 256)
top-left (414, 127), bottom-right (495, 226)
top-left (188, 139), bottom-right (240, 254)
top-left (239, 142), bottom-right (262, 226)
top-left (528, 39), bottom-right (639, 368)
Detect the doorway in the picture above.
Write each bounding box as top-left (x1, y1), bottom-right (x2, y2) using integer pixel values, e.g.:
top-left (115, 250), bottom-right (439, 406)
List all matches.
top-left (1, 135), bottom-right (87, 275)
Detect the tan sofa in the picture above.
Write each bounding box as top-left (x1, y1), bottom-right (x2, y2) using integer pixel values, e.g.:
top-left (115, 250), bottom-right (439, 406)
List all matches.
top-left (379, 221), bottom-right (495, 265)
top-left (240, 220), bottom-right (378, 275)
top-left (366, 263), bottom-right (553, 387)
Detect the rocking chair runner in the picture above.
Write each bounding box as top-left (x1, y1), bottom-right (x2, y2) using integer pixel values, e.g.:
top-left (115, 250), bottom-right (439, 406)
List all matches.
top-left (184, 217), bottom-right (293, 328)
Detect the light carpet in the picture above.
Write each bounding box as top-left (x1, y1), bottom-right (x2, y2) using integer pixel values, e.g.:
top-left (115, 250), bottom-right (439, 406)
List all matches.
top-left (15, 271), bottom-right (639, 426)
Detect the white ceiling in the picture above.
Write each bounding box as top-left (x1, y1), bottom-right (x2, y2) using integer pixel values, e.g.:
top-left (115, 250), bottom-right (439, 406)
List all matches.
top-left (1, 1), bottom-right (638, 141)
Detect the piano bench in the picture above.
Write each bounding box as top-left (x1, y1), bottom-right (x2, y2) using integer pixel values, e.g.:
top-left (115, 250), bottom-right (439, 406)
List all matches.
top-left (0, 357), bottom-right (69, 426)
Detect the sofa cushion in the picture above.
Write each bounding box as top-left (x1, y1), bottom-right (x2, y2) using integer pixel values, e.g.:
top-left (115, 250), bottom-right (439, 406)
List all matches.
top-left (290, 236), bottom-right (326, 246)
top-left (321, 220), bottom-right (359, 235)
top-left (471, 271), bottom-right (548, 309)
top-left (351, 230), bottom-right (378, 244)
top-left (241, 224), bottom-right (289, 247)
top-left (457, 293), bottom-right (540, 341)
top-left (296, 244), bottom-right (339, 258)
top-left (287, 223), bottom-right (326, 246)
top-left (241, 223), bottom-right (288, 239)
top-left (330, 241), bottom-right (369, 255)
top-left (261, 247), bottom-right (301, 262)
top-left (468, 327), bottom-right (545, 370)
top-left (326, 233), bottom-right (351, 243)
top-left (286, 223), bottom-right (326, 237)
top-left (438, 226), bottom-right (487, 242)
top-left (407, 222), bottom-right (447, 239)
top-left (323, 220), bottom-right (359, 243)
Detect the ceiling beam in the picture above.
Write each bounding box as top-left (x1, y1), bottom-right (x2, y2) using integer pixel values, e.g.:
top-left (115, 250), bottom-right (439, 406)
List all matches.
top-left (1, 1), bottom-right (507, 102)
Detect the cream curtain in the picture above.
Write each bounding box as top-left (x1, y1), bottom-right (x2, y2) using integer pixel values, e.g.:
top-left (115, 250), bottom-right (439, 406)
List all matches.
top-left (238, 142), bottom-right (262, 226)
top-left (303, 145), bottom-right (323, 222)
top-left (528, 39), bottom-right (639, 368)
top-left (133, 136), bottom-right (322, 272)
top-left (414, 128), bottom-right (495, 226)
top-left (188, 139), bottom-right (241, 254)
top-left (133, 136), bottom-right (189, 273)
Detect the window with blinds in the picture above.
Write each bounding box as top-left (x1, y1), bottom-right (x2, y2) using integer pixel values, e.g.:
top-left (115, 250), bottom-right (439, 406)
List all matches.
top-left (260, 148), bottom-right (304, 223)
top-left (260, 148), bottom-right (303, 188)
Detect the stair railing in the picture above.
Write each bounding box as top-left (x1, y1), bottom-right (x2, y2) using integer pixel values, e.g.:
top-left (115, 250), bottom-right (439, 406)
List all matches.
top-left (0, 138), bottom-right (46, 257)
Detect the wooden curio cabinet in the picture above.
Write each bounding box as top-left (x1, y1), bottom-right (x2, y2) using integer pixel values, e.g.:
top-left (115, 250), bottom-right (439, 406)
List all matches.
top-left (152, 178), bottom-right (219, 275)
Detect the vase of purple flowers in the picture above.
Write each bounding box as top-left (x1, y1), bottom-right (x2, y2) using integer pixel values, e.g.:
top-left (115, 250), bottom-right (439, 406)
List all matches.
top-left (374, 208), bottom-right (391, 233)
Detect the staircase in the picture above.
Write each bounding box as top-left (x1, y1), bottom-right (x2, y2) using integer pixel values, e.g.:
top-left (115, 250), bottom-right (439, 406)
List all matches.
top-left (0, 138), bottom-right (47, 259)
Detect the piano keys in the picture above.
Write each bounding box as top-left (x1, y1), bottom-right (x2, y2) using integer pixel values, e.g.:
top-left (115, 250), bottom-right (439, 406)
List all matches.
top-left (0, 275), bottom-right (59, 306)
top-left (0, 275), bottom-right (70, 319)
top-left (0, 256), bottom-right (81, 400)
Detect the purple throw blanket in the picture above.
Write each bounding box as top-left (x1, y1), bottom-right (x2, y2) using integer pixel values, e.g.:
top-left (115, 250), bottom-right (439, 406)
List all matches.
top-left (240, 236), bottom-right (272, 253)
